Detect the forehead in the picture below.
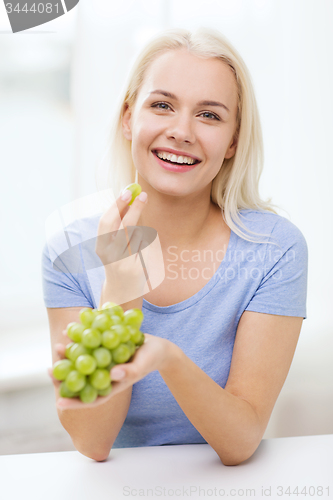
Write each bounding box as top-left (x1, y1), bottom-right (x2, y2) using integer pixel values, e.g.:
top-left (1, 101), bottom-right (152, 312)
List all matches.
top-left (138, 49), bottom-right (238, 108)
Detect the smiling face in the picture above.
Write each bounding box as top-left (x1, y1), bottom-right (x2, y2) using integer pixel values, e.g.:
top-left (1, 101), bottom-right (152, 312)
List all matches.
top-left (122, 49), bottom-right (239, 199)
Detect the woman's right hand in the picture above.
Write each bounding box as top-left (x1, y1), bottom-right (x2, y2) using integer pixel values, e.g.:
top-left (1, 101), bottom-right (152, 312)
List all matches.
top-left (95, 188), bottom-right (149, 304)
top-left (48, 331), bottom-right (124, 410)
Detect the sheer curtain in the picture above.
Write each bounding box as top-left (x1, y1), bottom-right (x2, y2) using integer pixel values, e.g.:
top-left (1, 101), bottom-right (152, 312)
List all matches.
top-left (0, 8), bottom-right (78, 332)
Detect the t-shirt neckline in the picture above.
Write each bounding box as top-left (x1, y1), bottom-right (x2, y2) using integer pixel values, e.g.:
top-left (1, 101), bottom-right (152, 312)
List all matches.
top-left (143, 228), bottom-right (237, 314)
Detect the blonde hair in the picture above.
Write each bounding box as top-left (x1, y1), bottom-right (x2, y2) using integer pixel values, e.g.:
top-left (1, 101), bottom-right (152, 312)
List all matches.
top-left (97, 27), bottom-right (281, 244)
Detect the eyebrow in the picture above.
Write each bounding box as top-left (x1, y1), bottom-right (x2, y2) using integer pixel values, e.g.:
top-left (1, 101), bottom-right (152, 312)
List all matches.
top-left (148, 90), bottom-right (230, 113)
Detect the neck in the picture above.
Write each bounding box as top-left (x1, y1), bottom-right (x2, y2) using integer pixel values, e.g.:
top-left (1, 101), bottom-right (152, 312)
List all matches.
top-left (137, 177), bottom-right (219, 251)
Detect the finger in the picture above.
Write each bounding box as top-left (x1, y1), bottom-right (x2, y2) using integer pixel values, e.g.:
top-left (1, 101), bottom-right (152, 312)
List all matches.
top-left (97, 190), bottom-right (134, 237)
top-left (55, 343), bottom-right (66, 357)
top-left (121, 191), bottom-right (148, 229)
top-left (110, 362), bottom-right (140, 384)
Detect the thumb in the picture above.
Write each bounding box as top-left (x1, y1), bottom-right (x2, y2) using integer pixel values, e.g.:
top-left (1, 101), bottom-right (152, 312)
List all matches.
top-left (110, 366), bottom-right (127, 381)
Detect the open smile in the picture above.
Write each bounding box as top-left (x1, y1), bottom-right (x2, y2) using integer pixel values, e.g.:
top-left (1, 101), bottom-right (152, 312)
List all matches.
top-left (152, 150), bottom-right (201, 172)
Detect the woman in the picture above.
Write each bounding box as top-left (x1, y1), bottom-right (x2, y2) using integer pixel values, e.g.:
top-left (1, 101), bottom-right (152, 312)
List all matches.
top-left (43, 27), bottom-right (308, 465)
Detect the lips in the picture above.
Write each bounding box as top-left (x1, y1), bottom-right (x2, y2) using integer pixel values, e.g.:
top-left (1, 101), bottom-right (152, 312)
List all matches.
top-left (152, 151), bottom-right (199, 172)
top-left (152, 148), bottom-right (202, 164)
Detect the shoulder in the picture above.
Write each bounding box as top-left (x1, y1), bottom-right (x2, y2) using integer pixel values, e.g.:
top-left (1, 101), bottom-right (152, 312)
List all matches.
top-left (43, 213), bottom-right (101, 273)
top-left (237, 209), bottom-right (308, 252)
top-left (45, 214), bottom-right (101, 251)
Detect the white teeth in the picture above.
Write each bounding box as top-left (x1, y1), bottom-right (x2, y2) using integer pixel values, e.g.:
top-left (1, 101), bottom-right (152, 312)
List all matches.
top-left (156, 151), bottom-right (196, 165)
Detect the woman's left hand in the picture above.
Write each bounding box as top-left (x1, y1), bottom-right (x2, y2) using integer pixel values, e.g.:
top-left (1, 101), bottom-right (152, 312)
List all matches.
top-left (108, 333), bottom-right (177, 397)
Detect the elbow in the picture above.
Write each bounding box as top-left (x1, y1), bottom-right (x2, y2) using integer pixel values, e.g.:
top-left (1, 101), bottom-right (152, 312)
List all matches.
top-left (56, 411), bottom-right (112, 462)
top-left (217, 439), bottom-right (262, 466)
top-left (219, 455), bottom-right (249, 466)
top-left (72, 439), bottom-right (111, 462)
top-left (82, 451), bottom-right (110, 462)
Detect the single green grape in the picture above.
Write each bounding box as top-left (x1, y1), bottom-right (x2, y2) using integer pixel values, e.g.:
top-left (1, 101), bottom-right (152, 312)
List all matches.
top-left (75, 354), bottom-right (97, 375)
top-left (127, 326), bottom-right (142, 345)
top-left (66, 343), bottom-right (91, 362)
top-left (81, 328), bottom-right (102, 349)
top-left (89, 369), bottom-right (111, 391)
top-left (109, 315), bottom-right (122, 326)
top-left (124, 183), bottom-right (142, 205)
top-left (126, 340), bottom-right (136, 357)
top-left (92, 347), bottom-right (112, 368)
top-left (136, 332), bottom-right (145, 346)
top-left (102, 304), bottom-right (124, 320)
top-left (110, 324), bottom-right (130, 343)
top-left (53, 359), bottom-right (74, 381)
top-left (123, 308), bottom-right (144, 329)
top-left (65, 370), bottom-right (86, 392)
top-left (101, 329), bottom-right (121, 350)
top-left (91, 313), bottom-right (112, 332)
top-left (79, 383), bottom-right (98, 403)
top-left (101, 301), bottom-right (118, 311)
top-left (111, 344), bottom-right (131, 364)
top-left (59, 382), bottom-right (78, 398)
top-left (98, 385), bottom-right (112, 397)
top-left (67, 322), bottom-right (85, 343)
top-left (79, 308), bottom-right (96, 328)
top-left (65, 342), bottom-right (75, 359)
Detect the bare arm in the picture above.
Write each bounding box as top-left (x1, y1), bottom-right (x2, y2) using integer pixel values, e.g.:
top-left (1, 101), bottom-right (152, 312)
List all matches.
top-left (47, 187), bottom-right (149, 461)
top-left (159, 312), bottom-right (303, 465)
top-left (109, 312), bottom-right (303, 465)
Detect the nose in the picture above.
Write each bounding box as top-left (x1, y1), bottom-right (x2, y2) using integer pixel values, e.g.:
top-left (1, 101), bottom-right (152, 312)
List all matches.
top-left (166, 113), bottom-right (195, 144)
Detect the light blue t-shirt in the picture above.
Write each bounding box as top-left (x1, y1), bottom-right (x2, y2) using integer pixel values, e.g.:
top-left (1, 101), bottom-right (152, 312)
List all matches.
top-left (42, 209), bottom-right (308, 448)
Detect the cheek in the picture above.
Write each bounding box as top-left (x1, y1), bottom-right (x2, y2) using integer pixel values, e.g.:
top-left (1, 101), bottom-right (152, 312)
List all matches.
top-left (200, 129), bottom-right (227, 161)
top-left (132, 113), bottom-right (164, 146)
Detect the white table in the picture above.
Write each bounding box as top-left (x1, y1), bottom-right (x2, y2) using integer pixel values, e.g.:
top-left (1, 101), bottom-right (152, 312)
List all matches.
top-left (1, 434), bottom-right (332, 500)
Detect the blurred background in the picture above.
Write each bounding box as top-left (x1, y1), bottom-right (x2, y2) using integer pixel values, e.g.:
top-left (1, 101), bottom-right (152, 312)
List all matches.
top-left (0, 0), bottom-right (332, 455)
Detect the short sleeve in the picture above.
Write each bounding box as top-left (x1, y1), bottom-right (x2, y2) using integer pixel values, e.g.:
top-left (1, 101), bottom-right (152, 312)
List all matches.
top-left (244, 218), bottom-right (308, 319)
top-left (41, 241), bottom-right (94, 309)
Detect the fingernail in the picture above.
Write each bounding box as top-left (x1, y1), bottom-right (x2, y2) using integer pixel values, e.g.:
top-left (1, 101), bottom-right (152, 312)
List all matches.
top-left (138, 192), bottom-right (147, 203)
top-left (111, 368), bottom-right (126, 380)
top-left (121, 189), bottom-right (132, 202)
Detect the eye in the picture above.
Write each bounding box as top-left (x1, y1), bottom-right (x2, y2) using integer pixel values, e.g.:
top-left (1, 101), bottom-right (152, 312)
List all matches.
top-left (151, 102), bottom-right (171, 111)
top-left (151, 102), bottom-right (221, 121)
top-left (200, 111), bottom-right (220, 121)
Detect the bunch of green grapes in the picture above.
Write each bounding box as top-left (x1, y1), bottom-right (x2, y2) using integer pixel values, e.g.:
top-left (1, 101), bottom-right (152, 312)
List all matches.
top-left (52, 302), bottom-right (144, 403)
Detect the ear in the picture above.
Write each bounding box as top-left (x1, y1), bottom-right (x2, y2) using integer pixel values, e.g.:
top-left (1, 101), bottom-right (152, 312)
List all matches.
top-left (224, 135), bottom-right (238, 160)
top-left (122, 103), bottom-right (132, 141)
